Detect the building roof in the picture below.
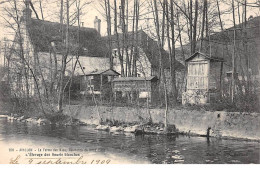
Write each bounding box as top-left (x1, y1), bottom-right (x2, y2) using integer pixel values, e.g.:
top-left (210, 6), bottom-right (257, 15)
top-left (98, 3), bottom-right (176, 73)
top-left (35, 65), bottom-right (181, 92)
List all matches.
top-left (175, 16), bottom-right (260, 75)
top-left (209, 16), bottom-right (260, 42)
top-left (185, 51), bottom-right (225, 62)
top-left (113, 76), bottom-right (158, 82)
top-left (103, 30), bottom-right (184, 71)
top-left (27, 19), bottom-right (108, 57)
top-left (85, 69), bottom-right (120, 76)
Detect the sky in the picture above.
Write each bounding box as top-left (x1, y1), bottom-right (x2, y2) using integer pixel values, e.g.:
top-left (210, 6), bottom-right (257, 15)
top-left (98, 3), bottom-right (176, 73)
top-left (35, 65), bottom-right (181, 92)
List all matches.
top-left (0, 0), bottom-right (259, 38)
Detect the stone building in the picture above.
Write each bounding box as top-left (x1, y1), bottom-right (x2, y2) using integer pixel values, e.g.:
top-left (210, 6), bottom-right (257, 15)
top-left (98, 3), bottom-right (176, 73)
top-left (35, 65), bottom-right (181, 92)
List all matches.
top-left (8, 0), bottom-right (109, 97)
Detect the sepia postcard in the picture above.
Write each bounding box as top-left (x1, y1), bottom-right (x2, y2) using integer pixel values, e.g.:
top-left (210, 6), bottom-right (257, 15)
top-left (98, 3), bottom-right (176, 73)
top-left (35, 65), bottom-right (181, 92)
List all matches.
top-left (0, 0), bottom-right (259, 165)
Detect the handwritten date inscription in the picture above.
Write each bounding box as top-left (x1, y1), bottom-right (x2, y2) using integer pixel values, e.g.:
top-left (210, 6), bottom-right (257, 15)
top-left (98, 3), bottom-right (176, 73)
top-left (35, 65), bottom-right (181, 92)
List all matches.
top-left (10, 155), bottom-right (111, 164)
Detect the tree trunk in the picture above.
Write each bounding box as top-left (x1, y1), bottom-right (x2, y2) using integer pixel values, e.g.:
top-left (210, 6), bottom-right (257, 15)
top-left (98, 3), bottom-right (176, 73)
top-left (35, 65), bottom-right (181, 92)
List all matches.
top-left (114, 0), bottom-right (125, 76)
top-left (39, 0), bottom-right (44, 20)
top-left (153, 0), bottom-right (168, 130)
top-left (58, 0), bottom-right (70, 112)
top-left (200, 0), bottom-right (207, 51)
top-left (189, 0), bottom-right (193, 55)
top-left (244, 0), bottom-right (250, 93)
top-left (192, 0), bottom-right (198, 54)
top-left (170, 0), bottom-right (177, 103)
top-left (132, 0), bottom-right (139, 77)
top-left (105, 0), bottom-right (113, 69)
top-left (231, 0), bottom-right (236, 103)
top-left (177, 9), bottom-right (187, 92)
top-left (216, 0), bottom-right (223, 31)
top-left (14, 0), bottom-right (29, 107)
top-left (129, 0), bottom-right (136, 77)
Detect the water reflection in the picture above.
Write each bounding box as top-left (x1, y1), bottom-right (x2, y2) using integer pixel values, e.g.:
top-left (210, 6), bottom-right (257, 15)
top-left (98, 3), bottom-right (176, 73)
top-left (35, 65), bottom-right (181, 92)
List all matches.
top-left (0, 117), bottom-right (259, 164)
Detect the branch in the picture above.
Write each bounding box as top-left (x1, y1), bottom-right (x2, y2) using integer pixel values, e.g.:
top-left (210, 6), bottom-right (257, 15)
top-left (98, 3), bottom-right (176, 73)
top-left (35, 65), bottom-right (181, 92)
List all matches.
top-left (29, 1), bottom-right (39, 19)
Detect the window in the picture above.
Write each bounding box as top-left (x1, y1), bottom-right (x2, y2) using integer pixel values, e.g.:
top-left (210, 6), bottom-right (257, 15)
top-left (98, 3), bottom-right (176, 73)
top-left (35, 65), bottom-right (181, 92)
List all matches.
top-left (108, 76), bottom-right (112, 82)
top-left (88, 85), bottom-right (94, 91)
top-left (112, 49), bottom-right (118, 57)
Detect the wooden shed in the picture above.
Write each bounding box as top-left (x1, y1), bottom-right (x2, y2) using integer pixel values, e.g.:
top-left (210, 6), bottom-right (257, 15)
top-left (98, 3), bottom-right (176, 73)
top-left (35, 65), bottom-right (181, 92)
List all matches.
top-left (182, 52), bottom-right (224, 104)
top-left (80, 69), bottom-right (120, 97)
top-left (112, 76), bottom-right (159, 103)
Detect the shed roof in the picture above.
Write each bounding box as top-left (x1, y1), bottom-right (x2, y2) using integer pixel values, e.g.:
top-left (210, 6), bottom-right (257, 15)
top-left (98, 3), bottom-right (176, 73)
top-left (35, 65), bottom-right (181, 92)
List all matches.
top-left (185, 51), bottom-right (225, 62)
top-left (85, 69), bottom-right (120, 76)
top-left (113, 76), bottom-right (158, 82)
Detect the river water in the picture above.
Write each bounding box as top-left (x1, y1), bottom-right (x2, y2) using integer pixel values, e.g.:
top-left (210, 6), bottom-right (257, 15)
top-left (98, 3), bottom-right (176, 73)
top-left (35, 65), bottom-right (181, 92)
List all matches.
top-left (0, 116), bottom-right (259, 164)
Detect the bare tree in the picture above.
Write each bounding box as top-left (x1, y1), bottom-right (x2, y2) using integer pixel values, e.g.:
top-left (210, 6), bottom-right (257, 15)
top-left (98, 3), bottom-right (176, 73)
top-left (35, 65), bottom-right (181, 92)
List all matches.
top-left (191, 0), bottom-right (198, 54)
top-left (39, 0), bottom-right (44, 20)
top-left (170, 0), bottom-right (177, 103)
top-left (153, 0), bottom-right (168, 130)
top-left (200, 0), bottom-right (207, 51)
top-left (57, 0), bottom-right (70, 112)
top-left (216, 0), bottom-right (223, 31)
top-left (132, 0), bottom-right (140, 77)
top-left (231, 0), bottom-right (236, 103)
top-left (113, 0), bottom-right (125, 76)
top-left (104, 0), bottom-right (113, 69)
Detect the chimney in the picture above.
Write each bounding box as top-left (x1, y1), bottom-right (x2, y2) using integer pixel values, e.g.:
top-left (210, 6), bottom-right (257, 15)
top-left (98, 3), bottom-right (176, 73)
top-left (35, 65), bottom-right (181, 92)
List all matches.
top-left (94, 16), bottom-right (101, 34)
top-left (22, 0), bottom-right (32, 23)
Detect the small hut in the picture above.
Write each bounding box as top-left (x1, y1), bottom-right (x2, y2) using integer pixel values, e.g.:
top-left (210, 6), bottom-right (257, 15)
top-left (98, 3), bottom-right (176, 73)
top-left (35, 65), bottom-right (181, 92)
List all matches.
top-left (182, 52), bottom-right (224, 104)
top-left (80, 69), bottom-right (120, 97)
top-left (112, 76), bottom-right (159, 103)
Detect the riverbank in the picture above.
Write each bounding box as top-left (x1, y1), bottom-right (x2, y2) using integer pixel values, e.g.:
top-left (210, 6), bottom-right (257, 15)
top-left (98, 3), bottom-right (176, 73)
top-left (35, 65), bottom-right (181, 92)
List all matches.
top-left (1, 102), bottom-right (259, 141)
top-left (63, 105), bottom-right (260, 141)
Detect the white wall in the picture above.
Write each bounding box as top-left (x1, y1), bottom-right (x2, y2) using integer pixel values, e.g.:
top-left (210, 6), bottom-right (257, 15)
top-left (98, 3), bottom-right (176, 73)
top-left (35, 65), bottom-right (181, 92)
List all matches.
top-left (38, 52), bottom-right (110, 77)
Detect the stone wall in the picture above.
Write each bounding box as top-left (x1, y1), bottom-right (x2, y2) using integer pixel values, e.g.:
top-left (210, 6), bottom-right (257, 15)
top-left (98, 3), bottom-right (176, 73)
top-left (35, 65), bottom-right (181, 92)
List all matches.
top-left (63, 105), bottom-right (260, 141)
